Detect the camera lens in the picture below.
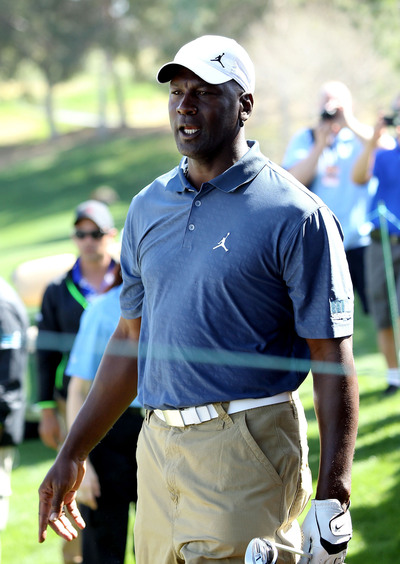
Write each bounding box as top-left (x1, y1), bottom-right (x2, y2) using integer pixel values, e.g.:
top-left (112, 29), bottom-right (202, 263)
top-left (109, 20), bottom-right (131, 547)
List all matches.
top-left (320, 108), bottom-right (338, 120)
top-left (383, 115), bottom-right (395, 126)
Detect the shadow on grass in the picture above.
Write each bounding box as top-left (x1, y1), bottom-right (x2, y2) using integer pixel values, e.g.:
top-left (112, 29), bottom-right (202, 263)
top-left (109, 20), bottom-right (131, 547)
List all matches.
top-left (358, 387), bottom-right (385, 405)
top-left (302, 354), bottom-right (400, 563)
top-left (348, 468), bottom-right (400, 563)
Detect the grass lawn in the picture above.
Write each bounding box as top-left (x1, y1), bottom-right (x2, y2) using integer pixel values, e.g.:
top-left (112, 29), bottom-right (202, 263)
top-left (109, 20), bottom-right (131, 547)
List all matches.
top-left (0, 127), bottom-right (180, 286)
top-left (1, 129), bottom-right (399, 562)
top-left (2, 438), bottom-right (136, 564)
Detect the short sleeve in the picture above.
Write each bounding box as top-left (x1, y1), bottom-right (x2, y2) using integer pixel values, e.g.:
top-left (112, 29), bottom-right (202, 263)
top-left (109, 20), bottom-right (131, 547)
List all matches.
top-left (120, 204), bottom-right (144, 319)
top-left (282, 206), bottom-right (354, 339)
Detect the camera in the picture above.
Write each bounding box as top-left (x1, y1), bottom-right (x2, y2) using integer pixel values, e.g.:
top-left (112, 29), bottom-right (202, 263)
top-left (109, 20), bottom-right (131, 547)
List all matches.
top-left (383, 114), bottom-right (400, 126)
top-left (383, 115), bottom-right (395, 126)
top-left (320, 108), bottom-right (338, 120)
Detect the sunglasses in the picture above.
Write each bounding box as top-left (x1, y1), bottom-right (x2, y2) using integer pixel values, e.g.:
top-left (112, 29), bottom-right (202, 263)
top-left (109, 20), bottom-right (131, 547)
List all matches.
top-left (74, 229), bottom-right (106, 240)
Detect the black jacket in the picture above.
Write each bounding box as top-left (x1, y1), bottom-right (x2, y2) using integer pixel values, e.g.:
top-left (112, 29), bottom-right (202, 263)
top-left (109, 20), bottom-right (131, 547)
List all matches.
top-left (36, 266), bottom-right (88, 404)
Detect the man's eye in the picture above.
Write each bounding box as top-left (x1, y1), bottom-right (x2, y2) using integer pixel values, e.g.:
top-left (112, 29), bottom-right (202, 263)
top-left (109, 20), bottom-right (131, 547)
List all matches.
top-left (197, 91), bottom-right (208, 96)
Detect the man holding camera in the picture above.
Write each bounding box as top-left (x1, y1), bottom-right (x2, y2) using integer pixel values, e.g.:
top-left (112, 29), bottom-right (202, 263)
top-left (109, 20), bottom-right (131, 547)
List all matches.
top-left (352, 94), bottom-right (400, 395)
top-left (282, 81), bottom-right (374, 314)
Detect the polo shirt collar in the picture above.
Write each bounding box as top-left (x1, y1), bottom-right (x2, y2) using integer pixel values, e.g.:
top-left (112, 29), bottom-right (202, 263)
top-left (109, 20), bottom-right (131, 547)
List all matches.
top-left (173, 140), bottom-right (266, 193)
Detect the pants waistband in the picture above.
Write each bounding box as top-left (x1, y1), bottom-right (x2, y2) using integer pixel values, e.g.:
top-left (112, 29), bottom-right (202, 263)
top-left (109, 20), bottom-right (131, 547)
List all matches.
top-left (153, 391), bottom-right (297, 427)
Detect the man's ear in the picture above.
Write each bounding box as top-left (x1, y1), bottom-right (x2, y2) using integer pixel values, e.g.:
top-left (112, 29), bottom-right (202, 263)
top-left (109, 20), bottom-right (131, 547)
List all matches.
top-left (239, 92), bottom-right (254, 124)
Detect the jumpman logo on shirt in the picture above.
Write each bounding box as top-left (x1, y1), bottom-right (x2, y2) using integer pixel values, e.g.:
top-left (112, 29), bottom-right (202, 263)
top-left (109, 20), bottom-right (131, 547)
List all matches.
top-left (213, 232), bottom-right (230, 252)
top-left (210, 53), bottom-right (225, 68)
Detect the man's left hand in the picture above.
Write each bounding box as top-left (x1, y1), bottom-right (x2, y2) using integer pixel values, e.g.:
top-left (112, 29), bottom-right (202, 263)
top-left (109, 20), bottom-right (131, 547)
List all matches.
top-left (299, 499), bottom-right (352, 563)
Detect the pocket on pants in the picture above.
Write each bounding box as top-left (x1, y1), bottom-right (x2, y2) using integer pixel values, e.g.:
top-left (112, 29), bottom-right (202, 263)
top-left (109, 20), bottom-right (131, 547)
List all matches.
top-left (236, 402), bottom-right (311, 525)
top-left (235, 411), bottom-right (283, 486)
top-left (287, 401), bottom-right (313, 521)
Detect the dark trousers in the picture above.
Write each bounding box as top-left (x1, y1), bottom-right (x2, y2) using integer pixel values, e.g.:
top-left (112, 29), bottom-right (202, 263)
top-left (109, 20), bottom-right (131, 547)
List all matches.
top-left (80, 407), bottom-right (143, 564)
top-left (346, 246), bottom-right (369, 314)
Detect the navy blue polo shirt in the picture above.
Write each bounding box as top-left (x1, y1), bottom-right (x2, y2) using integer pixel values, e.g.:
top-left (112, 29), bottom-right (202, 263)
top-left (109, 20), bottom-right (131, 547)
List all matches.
top-left (120, 141), bottom-right (353, 410)
top-left (370, 142), bottom-right (400, 234)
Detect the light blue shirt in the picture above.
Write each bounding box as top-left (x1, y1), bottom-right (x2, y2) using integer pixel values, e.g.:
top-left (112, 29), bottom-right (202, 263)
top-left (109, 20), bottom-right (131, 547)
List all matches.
top-left (66, 285), bottom-right (141, 408)
top-left (282, 127), bottom-right (372, 250)
top-left (121, 141), bottom-right (353, 410)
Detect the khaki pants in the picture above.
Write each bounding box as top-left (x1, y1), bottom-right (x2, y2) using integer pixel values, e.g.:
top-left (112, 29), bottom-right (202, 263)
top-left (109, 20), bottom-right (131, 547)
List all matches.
top-left (135, 397), bottom-right (312, 564)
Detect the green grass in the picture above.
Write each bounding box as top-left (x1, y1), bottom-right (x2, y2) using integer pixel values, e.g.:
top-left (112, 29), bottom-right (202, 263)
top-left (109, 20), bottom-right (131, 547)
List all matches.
top-left (2, 440), bottom-right (60, 563)
top-left (2, 437), bottom-right (136, 564)
top-left (1, 128), bottom-right (399, 563)
top-left (0, 128), bottom-right (181, 283)
top-left (298, 303), bottom-right (400, 564)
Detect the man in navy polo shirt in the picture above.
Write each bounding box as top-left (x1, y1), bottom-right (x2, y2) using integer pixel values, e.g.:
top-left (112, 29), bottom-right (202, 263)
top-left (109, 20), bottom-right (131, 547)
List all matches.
top-left (39, 36), bottom-right (358, 564)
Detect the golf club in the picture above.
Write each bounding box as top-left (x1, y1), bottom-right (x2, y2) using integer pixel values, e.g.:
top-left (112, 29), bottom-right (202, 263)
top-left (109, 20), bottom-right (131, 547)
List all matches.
top-left (244, 537), bottom-right (312, 564)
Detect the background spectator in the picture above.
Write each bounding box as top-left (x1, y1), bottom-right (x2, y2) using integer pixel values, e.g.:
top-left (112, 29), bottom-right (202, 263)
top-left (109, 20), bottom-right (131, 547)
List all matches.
top-left (36, 199), bottom-right (118, 564)
top-left (0, 276), bottom-right (29, 559)
top-left (66, 276), bottom-right (143, 564)
top-left (282, 81), bottom-right (377, 314)
top-left (352, 94), bottom-right (400, 395)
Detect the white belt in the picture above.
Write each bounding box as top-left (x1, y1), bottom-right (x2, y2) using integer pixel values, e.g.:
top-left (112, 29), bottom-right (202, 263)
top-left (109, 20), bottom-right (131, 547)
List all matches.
top-left (154, 391), bottom-right (296, 427)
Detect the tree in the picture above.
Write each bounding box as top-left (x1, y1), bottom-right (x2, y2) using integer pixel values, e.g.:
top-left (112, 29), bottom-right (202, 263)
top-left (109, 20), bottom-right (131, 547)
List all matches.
top-left (87, 0), bottom-right (149, 131)
top-left (132, 0), bottom-right (272, 62)
top-left (0, 0), bottom-right (99, 137)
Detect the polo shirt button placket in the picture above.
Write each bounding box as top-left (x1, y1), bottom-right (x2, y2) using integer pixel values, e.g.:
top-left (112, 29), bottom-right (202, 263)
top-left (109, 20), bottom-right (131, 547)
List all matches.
top-left (188, 224), bottom-right (195, 231)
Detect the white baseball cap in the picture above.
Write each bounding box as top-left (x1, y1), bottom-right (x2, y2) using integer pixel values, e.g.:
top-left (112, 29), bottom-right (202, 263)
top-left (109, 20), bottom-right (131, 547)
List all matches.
top-left (157, 35), bottom-right (255, 94)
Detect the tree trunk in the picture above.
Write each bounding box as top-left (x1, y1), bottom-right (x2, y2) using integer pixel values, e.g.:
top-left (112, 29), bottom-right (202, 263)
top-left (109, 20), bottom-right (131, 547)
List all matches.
top-left (97, 52), bottom-right (108, 136)
top-left (44, 81), bottom-right (58, 139)
top-left (106, 49), bottom-right (128, 129)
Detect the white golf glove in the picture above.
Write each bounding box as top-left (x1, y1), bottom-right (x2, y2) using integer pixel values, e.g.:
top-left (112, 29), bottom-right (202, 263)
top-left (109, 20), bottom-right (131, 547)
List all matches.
top-left (299, 499), bottom-right (352, 564)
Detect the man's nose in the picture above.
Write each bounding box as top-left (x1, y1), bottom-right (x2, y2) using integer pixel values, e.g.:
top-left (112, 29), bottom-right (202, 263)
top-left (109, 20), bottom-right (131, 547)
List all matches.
top-left (177, 94), bottom-right (197, 115)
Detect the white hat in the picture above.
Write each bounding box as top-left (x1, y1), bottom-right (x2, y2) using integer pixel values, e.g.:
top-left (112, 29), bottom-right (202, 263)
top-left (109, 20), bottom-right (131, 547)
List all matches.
top-left (157, 35), bottom-right (255, 94)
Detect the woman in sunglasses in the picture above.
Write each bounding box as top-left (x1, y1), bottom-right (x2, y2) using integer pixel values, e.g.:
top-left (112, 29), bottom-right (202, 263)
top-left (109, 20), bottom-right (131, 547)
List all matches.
top-left (36, 199), bottom-right (117, 564)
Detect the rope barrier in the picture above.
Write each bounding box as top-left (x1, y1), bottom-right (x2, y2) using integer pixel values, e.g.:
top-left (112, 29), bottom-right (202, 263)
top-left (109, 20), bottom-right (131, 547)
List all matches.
top-left (0, 326), bottom-right (371, 379)
top-left (377, 202), bottom-right (400, 366)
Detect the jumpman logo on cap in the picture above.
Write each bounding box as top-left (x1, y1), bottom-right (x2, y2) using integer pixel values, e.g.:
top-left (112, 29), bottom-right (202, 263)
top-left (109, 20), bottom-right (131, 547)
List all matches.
top-left (210, 53), bottom-right (225, 68)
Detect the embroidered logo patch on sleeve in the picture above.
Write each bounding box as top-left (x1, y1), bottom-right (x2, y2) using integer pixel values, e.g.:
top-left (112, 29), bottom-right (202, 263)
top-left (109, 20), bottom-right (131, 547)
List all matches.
top-left (330, 298), bottom-right (352, 320)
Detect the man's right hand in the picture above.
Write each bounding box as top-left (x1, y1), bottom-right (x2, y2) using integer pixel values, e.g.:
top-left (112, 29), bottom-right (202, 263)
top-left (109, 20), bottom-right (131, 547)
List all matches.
top-left (38, 454), bottom-right (86, 543)
top-left (39, 408), bottom-right (64, 450)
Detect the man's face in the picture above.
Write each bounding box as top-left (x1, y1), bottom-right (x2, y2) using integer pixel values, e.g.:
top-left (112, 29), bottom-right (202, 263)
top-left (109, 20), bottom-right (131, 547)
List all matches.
top-left (168, 68), bottom-right (243, 162)
top-left (73, 218), bottom-right (113, 262)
